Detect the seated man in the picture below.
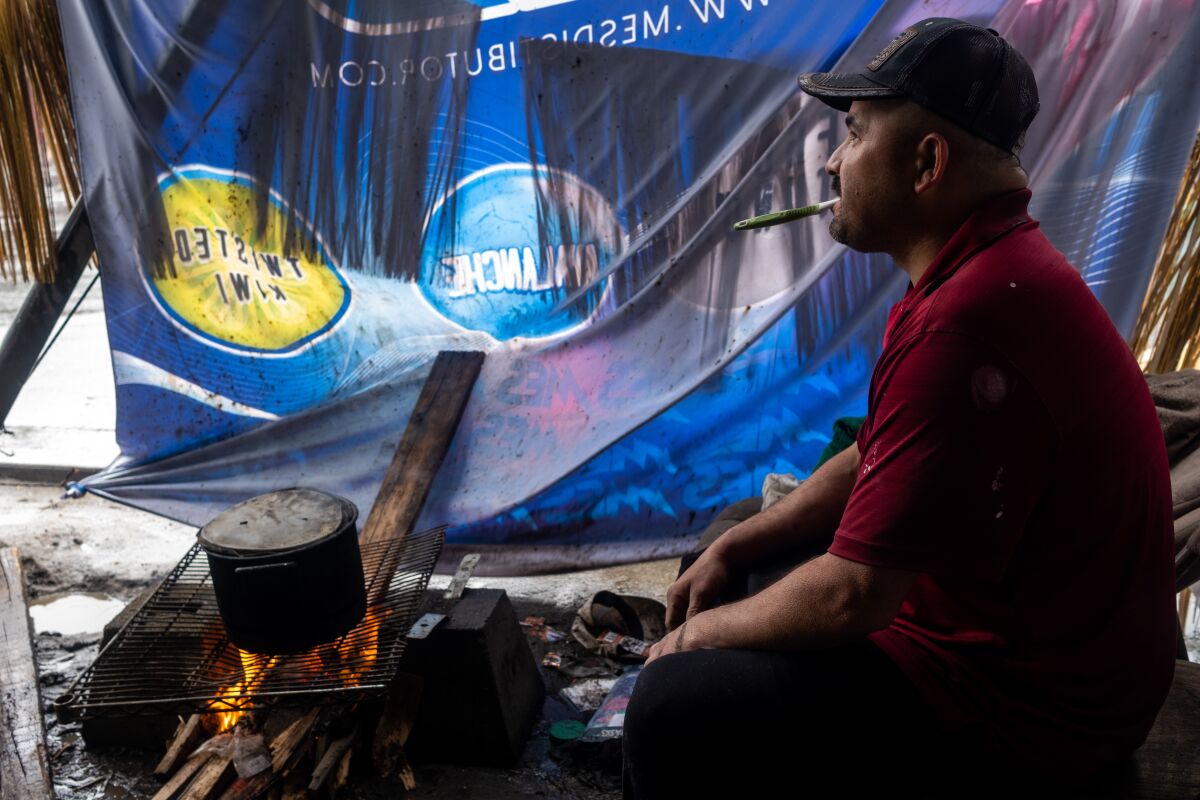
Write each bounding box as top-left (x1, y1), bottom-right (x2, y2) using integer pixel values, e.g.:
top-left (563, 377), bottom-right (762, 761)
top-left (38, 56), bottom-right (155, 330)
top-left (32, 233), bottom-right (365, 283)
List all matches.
top-left (623, 18), bottom-right (1176, 798)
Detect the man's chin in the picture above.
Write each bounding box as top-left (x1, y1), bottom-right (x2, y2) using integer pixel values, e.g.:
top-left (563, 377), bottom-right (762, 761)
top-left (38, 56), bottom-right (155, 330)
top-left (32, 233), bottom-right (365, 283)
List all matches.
top-left (829, 215), bottom-right (875, 253)
top-left (828, 217), bottom-right (850, 246)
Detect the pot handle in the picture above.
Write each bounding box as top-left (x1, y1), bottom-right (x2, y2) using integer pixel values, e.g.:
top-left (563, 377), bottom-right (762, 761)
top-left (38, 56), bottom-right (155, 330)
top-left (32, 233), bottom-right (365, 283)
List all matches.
top-left (234, 561), bottom-right (299, 575)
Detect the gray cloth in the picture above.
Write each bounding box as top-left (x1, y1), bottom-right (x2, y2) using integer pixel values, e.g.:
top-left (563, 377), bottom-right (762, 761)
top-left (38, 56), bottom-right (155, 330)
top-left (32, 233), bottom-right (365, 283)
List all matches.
top-left (1146, 369), bottom-right (1200, 590)
top-left (1146, 370), bottom-right (1200, 464)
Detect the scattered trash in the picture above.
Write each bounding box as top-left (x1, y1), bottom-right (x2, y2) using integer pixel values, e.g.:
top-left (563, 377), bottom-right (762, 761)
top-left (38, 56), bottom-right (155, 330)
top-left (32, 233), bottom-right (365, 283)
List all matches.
top-left (56, 774), bottom-right (106, 791)
top-left (192, 726), bottom-right (272, 779)
top-left (542, 651), bottom-right (562, 668)
top-left (572, 592), bottom-right (665, 656)
top-left (557, 656), bottom-right (622, 679)
top-left (761, 472), bottom-right (802, 510)
top-left (521, 616), bottom-right (567, 642)
top-left (597, 630), bottom-right (649, 658)
top-left (549, 719), bottom-right (587, 743)
top-left (560, 677), bottom-right (619, 714)
top-left (578, 592), bottom-right (666, 641)
top-left (581, 667), bottom-right (642, 742)
top-left (51, 732), bottom-right (80, 760)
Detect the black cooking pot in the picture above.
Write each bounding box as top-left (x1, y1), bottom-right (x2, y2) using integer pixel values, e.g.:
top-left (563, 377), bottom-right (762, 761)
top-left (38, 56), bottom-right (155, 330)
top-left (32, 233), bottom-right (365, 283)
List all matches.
top-left (198, 488), bottom-right (366, 654)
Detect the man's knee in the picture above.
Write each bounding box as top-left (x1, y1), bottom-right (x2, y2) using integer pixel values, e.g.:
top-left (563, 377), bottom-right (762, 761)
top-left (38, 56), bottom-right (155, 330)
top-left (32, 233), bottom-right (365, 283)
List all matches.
top-left (624, 653), bottom-right (750, 798)
top-left (624, 654), bottom-right (694, 746)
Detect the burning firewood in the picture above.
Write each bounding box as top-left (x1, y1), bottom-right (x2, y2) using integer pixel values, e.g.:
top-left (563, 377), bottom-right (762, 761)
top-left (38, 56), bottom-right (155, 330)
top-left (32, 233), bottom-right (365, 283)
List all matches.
top-left (308, 726), bottom-right (357, 792)
top-left (372, 672), bottom-right (423, 778)
top-left (137, 352), bottom-right (487, 798)
top-left (217, 771), bottom-right (275, 800)
top-left (153, 693), bottom-right (428, 799)
top-left (269, 710), bottom-right (319, 775)
top-left (178, 755), bottom-right (235, 799)
top-left (333, 747), bottom-right (354, 792)
top-left (146, 592), bottom-right (428, 799)
top-left (151, 749), bottom-right (212, 800)
top-left (156, 715), bottom-right (205, 776)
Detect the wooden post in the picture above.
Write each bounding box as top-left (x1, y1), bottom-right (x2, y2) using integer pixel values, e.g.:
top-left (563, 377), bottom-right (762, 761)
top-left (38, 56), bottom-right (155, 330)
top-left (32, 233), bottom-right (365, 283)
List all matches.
top-left (360, 350), bottom-right (485, 547)
top-left (0, 201), bottom-right (93, 428)
top-left (0, 548), bottom-right (54, 800)
top-left (360, 350), bottom-right (484, 615)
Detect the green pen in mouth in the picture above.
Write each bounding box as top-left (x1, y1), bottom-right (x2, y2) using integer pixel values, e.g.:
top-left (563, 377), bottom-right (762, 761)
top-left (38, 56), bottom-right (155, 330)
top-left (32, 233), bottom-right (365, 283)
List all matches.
top-left (734, 198), bottom-right (837, 231)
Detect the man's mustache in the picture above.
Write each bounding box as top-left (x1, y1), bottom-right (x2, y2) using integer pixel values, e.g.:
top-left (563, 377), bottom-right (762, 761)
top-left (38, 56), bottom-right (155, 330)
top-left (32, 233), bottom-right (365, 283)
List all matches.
top-left (832, 177), bottom-right (841, 197)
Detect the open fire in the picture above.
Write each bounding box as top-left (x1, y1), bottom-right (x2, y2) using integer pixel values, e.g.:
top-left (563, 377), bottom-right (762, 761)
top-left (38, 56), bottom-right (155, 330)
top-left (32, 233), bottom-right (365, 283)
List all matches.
top-left (210, 650), bottom-right (278, 734)
top-left (205, 606), bottom-right (393, 734)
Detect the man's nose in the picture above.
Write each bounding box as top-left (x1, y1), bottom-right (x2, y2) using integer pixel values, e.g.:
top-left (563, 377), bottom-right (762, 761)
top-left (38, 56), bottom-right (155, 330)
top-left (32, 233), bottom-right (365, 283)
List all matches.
top-left (826, 143), bottom-right (843, 178)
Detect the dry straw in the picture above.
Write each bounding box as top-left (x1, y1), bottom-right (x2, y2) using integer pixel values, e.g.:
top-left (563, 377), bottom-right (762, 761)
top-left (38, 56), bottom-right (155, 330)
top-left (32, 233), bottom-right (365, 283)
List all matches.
top-left (1132, 132), bottom-right (1200, 374)
top-left (0, 0), bottom-right (80, 284)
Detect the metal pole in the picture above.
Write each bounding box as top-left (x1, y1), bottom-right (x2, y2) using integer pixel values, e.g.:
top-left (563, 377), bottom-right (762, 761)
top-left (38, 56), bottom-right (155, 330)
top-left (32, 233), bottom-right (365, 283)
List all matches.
top-left (0, 200), bottom-right (94, 428)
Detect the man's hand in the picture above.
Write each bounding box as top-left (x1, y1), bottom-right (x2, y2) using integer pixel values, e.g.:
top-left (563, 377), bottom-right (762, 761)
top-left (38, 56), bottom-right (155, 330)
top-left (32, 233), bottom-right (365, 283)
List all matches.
top-left (644, 617), bottom-right (713, 664)
top-left (664, 546), bottom-right (732, 632)
top-left (652, 554), bottom-right (916, 661)
top-left (662, 445), bottom-right (861, 632)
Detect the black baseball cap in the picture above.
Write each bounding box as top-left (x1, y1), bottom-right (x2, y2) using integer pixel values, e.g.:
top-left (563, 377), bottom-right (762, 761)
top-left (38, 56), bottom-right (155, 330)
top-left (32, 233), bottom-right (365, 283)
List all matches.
top-left (798, 18), bottom-right (1039, 154)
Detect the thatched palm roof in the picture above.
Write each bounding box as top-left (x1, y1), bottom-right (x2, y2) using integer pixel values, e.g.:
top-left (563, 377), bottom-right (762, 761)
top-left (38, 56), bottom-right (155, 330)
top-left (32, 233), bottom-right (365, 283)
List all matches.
top-left (0, 0), bottom-right (79, 284)
top-left (1133, 132), bottom-right (1200, 373)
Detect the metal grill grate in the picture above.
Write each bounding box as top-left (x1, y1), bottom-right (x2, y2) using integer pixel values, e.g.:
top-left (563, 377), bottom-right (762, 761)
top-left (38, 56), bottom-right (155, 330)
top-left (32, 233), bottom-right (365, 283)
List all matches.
top-left (56, 528), bottom-right (444, 719)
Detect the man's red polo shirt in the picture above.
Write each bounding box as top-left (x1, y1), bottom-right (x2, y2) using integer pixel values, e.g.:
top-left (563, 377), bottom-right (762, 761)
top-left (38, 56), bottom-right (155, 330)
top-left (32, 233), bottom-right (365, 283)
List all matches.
top-left (828, 188), bottom-right (1176, 782)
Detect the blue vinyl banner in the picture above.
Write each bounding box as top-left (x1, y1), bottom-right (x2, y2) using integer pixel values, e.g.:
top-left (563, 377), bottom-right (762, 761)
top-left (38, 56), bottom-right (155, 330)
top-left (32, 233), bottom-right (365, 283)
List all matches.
top-left (61, 0), bottom-right (1200, 572)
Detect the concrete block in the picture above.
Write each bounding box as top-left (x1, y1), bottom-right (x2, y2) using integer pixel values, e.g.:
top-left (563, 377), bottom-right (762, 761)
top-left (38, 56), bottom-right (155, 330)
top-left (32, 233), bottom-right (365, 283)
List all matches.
top-left (402, 588), bottom-right (544, 767)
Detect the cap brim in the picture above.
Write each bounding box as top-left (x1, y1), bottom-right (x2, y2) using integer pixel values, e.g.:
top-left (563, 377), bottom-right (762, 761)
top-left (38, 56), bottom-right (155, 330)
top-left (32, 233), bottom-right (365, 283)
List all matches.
top-left (797, 72), bottom-right (902, 112)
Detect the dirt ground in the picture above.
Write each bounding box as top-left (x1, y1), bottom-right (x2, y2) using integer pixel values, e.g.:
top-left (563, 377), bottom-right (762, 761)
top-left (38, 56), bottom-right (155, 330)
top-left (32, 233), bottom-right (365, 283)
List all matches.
top-left (1, 478), bottom-right (677, 799)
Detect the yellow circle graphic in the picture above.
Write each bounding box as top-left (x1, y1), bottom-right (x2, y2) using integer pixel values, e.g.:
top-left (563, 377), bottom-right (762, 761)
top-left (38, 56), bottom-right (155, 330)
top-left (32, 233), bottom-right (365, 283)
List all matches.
top-left (148, 171), bottom-right (350, 353)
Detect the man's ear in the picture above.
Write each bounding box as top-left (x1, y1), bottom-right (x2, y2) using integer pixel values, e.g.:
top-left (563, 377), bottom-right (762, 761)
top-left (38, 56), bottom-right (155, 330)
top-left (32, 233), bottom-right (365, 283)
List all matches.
top-left (914, 132), bottom-right (949, 194)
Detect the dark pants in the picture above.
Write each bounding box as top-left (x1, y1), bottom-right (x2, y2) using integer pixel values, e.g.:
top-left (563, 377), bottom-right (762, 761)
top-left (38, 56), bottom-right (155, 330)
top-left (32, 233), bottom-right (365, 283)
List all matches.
top-left (622, 537), bottom-right (941, 798)
top-left (624, 642), bottom-right (943, 798)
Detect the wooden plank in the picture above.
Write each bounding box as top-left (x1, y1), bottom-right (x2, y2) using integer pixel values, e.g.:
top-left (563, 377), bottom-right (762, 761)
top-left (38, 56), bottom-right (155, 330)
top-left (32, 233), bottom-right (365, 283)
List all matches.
top-left (215, 770), bottom-right (275, 800)
top-left (372, 672), bottom-right (423, 778)
top-left (156, 714), bottom-right (205, 776)
top-left (177, 755), bottom-right (234, 800)
top-left (269, 709), bottom-right (318, 775)
top-left (307, 726), bottom-right (357, 792)
top-left (0, 547), bottom-right (53, 800)
top-left (360, 350), bottom-right (484, 547)
top-left (151, 750), bottom-right (211, 800)
top-left (332, 745), bottom-right (353, 792)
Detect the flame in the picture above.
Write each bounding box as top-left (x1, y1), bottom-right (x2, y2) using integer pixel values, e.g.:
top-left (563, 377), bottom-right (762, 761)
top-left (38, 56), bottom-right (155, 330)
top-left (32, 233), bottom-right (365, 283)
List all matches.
top-left (334, 606), bottom-right (391, 687)
top-left (206, 605), bottom-right (393, 732)
top-left (210, 649), bottom-right (278, 733)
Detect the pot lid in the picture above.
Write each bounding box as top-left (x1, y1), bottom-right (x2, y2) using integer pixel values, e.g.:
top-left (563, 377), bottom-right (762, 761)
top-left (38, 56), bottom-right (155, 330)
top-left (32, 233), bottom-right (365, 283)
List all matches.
top-left (198, 489), bottom-right (358, 555)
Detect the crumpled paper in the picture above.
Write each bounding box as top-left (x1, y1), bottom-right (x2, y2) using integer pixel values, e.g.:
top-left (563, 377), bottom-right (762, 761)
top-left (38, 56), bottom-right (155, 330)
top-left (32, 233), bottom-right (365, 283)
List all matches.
top-left (192, 725), bottom-right (272, 779)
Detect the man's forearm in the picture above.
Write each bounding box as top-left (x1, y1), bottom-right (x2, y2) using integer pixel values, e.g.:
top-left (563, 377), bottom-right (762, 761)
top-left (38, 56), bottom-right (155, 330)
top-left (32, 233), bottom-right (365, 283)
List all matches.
top-left (711, 443), bottom-right (860, 571)
top-left (655, 551), bottom-right (916, 659)
top-left (686, 552), bottom-right (914, 650)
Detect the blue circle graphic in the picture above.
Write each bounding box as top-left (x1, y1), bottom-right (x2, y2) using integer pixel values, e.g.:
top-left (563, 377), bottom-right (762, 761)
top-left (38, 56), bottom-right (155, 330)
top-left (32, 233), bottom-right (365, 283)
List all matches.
top-left (419, 165), bottom-right (620, 341)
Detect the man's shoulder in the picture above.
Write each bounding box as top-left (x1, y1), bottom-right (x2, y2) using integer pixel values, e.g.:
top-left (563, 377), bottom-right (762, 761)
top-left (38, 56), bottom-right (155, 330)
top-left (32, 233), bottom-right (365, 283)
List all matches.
top-left (912, 221), bottom-right (1150, 438)
top-left (919, 222), bottom-right (1092, 343)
